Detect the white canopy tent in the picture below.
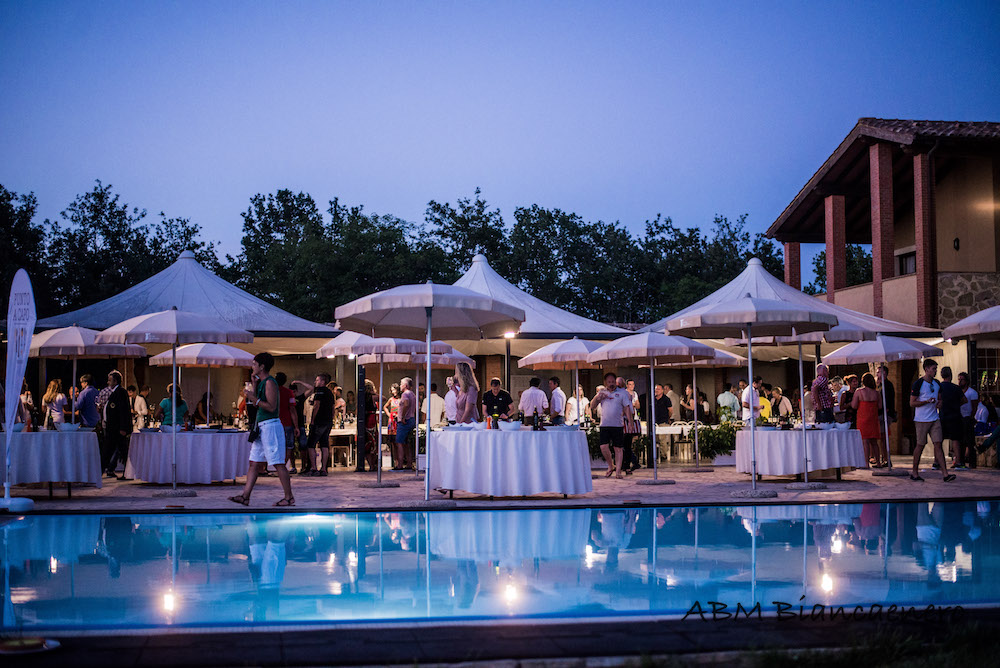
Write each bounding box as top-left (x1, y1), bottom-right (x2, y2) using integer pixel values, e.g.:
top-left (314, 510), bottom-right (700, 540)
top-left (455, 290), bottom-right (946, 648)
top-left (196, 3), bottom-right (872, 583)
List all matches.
top-left (37, 251), bottom-right (335, 354)
top-left (451, 254), bottom-right (628, 357)
top-left (642, 258), bottom-right (935, 352)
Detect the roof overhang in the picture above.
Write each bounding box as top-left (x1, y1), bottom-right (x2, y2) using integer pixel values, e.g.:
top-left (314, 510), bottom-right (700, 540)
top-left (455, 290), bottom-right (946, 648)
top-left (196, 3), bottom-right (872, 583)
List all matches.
top-left (767, 118), bottom-right (1000, 243)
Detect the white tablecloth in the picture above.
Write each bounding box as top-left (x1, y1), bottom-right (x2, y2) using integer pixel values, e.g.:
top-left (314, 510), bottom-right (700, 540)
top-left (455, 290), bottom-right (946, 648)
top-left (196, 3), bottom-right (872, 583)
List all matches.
top-left (428, 428), bottom-right (593, 496)
top-left (0, 431), bottom-right (102, 486)
top-left (736, 503), bottom-right (864, 523)
top-left (736, 428), bottom-right (866, 476)
top-left (429, 509), bottom-right (592, 564)
top-left (125, 432), bottom-right (251, 484)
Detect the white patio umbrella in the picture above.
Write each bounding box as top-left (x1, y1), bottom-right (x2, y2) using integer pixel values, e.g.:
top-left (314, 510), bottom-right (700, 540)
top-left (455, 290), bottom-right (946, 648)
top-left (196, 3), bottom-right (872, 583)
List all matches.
top-left (316, 333), bottom-right (449, 484)
top-left (30, 326), bottom-right (147, 425)
top-left (821, 335), bottom-right (943, 474)
top-left (666, 294), bottom-right (837, 496)
top-left (149, 343), bottom-right (255, 426)
top-left (725, 326), bottom-right (877, 486)
top-left (942, 305), bottom-right (1000, 341)
top-left (96, 308), bottom-right (253, 495)
top-left (355, 350), bottom-right (476, 369)
top-left (586, 333), bottom-right (715, 482)
top-left (518, 338), bottom-right (605, 431)
top-left (335, 282), bottom-right (525, 500)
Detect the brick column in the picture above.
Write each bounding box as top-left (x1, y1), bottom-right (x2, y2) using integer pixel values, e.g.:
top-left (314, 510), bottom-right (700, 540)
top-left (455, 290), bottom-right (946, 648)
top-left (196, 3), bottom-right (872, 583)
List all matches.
top-left (914, 152), bottom-right (936, 328)
top-left (870, 143), bottom-right (894, 317)
top-left (783, 242), bottom-right (801, 289)
top-left (824, 194), bottom-right (847, 303)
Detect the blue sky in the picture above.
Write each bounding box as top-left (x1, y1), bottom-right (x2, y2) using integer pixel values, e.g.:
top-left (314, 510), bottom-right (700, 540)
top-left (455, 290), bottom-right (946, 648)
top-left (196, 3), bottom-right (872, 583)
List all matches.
top-left (2, 1), bottom-right (998, 273)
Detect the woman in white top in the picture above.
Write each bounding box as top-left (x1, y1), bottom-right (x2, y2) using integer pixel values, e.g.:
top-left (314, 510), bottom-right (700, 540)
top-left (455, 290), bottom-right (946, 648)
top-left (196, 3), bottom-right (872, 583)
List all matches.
top-left (42, 379), bottom-right (68, 427)
top-left (565, 385), bottom-right (590, 424)
top-left (133, 385), bottom-right (150, 430)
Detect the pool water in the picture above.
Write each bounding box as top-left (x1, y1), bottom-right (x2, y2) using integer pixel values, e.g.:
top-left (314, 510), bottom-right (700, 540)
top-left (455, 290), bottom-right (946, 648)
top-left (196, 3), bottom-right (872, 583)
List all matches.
top-left (2, 501), bottom-right (999, 631)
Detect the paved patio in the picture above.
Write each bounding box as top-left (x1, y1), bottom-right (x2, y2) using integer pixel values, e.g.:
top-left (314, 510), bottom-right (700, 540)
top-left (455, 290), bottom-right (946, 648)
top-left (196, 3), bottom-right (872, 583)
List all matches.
top-left (14, 453), bottom-right (1000, 512)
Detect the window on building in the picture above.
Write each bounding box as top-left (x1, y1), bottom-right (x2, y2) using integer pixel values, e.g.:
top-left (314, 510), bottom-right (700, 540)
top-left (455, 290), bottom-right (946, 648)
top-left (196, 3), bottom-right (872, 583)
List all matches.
top-left (976, 348), bottom-right (1000, 397)
top-left (897, 252), bottom-right (916, 276)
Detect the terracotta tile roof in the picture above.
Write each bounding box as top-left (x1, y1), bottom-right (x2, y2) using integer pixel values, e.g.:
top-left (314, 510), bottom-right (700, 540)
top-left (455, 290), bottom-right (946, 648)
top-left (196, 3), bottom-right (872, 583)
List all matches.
top-left (767, 117), bottom-right (1000, 240)
top-left (858, 118), bottom-right (1000, 142)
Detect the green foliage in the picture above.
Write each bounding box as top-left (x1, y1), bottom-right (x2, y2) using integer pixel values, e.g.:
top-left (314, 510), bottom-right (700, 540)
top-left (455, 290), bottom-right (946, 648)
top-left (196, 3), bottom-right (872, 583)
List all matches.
top-left (696, 420), bottom-right (737, 459)
top-left (3, 180), bottom-right (785, 327)
top-left (0, 185), bottom-right (46, 313)
top-left (43, 180), bottom-right (221, 315)
top-left (804, 245), bottom-right (873, 295)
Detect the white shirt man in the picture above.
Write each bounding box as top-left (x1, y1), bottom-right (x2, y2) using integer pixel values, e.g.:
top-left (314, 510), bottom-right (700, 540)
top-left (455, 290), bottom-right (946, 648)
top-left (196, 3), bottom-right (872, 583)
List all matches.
top-left (444, 377), bottom-right (459, 423)
top-left (665, 385), bottom-right (681, 422)
top-left (742, 379), bottom-right (762, 422)
top-left (421, 384), bottom-right (447, 427)
top-left (519, 378), bottom-right (549, 417)
top-left (548, 378), bottom-right (567, 425)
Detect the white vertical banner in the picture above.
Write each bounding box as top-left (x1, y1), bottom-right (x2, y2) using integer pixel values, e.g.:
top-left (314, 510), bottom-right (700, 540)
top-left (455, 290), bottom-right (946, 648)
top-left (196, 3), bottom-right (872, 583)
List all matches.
top-left (4, 269), bottom-right (36, 494)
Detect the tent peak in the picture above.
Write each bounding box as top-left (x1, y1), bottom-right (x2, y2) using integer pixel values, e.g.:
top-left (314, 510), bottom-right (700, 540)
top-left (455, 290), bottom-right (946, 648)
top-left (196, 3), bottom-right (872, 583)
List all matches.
top-left (472, 253), bottom-right (489, 263)
top-left (178, 250), bottom-right (197, 260)
top-left (748, 257), bottom-right (762, 267)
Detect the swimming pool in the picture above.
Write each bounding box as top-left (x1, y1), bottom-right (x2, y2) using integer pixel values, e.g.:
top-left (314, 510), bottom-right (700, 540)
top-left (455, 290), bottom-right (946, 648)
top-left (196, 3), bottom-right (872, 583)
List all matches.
top-left (2, 501), bottom-right (998, 631)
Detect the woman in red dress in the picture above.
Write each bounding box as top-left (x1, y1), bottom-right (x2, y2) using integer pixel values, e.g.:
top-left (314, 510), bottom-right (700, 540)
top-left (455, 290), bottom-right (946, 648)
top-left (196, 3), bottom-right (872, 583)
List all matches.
top-left (852, 372), bottom-right (885, 468)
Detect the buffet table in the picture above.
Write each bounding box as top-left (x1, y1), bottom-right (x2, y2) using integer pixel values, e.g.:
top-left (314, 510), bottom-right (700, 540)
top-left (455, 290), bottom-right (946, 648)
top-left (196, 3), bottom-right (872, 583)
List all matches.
top-left (428, 427), bottom-right (592, 497)
top-left (0, 431), bottom-right (102, 494)
top-left (735, 428), bottom-right (866, 477)
top-left (125, 431), bottom-right (250, 484)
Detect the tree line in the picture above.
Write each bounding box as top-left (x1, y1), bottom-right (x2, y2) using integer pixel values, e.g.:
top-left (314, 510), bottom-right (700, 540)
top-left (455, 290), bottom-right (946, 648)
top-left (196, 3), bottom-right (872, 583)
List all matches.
top-left (2, 181), bottom-right (787, 325)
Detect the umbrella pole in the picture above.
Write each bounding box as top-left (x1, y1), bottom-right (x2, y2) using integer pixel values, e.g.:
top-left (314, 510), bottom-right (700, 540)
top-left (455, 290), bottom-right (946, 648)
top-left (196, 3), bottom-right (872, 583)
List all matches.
top-left (71, 357), bottom-right (77, 424)
top-left (377, 356), bottom-right (384, 484)
top-left (747, 326), bottom-right (757, 490)
top-left (883, 502), bottom-right (891, 578)
top-left (206, 366), bottom-right (211, 426)
top-left (424, 307), bottom-right (432, 502)
top-left (751, 506), bottom-right (757, 603)
top-left (881, 363), bottom-right (894, 470)
top-left (692, 364), bottom-right (700, 467)
top-left (172, 344), bottom-right (178, 491)
top-left (649, 356), bottom-right (657, 481)
top-left (414, 363), bottom-right (420, 480)
top-left (575, 361), bottom-right (581, 432)
top-left (802, 506), bottom-right (808, 596)
top-left (798, 339), bottom-right (809, 483)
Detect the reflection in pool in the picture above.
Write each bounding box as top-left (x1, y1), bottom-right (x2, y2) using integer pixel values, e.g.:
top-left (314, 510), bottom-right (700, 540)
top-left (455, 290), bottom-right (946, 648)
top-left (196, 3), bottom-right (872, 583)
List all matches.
top-left (2, 501), bottom-right (998, 630)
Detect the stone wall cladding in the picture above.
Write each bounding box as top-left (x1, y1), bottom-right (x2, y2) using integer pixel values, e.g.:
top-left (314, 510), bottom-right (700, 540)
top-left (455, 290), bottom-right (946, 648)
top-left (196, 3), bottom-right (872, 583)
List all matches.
top-left (938, 272), bottom-right (1000, 328)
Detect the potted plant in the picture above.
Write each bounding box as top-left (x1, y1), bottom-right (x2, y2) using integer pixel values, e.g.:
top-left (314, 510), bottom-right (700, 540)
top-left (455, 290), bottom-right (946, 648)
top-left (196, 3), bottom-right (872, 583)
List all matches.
top-left (696, 420), bottom-right (737, 464)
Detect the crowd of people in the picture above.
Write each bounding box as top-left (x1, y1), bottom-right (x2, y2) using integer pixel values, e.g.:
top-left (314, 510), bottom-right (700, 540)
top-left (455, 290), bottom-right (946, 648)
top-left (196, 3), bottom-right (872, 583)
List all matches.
top-left (7, 352), bottom-right (1000, 494)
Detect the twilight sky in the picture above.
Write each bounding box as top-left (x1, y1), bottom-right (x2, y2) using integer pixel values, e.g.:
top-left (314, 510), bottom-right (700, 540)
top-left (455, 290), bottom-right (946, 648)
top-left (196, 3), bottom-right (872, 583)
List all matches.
top-left (2, 1), bottom-right (999, 270)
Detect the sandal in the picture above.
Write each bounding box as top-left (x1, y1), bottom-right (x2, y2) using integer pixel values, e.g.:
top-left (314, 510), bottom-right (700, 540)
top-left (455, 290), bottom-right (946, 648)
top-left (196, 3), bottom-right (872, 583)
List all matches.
top-left (615, 473), bottom-right (624, 479)
top-left (909, 474), bottom-right (924, 482)
top-left (943, 474), bottom-right (956, 482)
top-left (274, 497), bottom-right (296, 507)
top-left (605, 469), bottom-right (615, 478)
top-left (229, 494), bottom-right (250, 506)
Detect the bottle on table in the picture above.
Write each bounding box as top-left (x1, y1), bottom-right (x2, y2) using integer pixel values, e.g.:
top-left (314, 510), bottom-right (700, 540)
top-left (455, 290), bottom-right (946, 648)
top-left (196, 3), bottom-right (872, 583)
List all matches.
top-left (532, 408), bottom-right (539, 431)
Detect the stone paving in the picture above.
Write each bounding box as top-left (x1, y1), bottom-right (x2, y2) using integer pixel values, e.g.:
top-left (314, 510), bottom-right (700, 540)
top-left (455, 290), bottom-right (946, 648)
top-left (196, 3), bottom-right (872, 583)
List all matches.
top-left (15, 453), bottom-right (1000, 512)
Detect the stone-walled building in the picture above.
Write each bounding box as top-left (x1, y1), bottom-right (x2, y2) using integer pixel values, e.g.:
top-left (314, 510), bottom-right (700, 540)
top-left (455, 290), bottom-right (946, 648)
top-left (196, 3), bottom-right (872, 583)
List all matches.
top-left (768, 118), bottom-right (1000, 330)
top-left (768, 119), bottom-right (1000, 452)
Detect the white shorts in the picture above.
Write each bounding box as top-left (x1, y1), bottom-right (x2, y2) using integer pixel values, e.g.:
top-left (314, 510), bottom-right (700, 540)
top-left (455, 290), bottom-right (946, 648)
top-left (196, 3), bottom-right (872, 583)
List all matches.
top-left (249, 419), bottom-right (284, 466)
